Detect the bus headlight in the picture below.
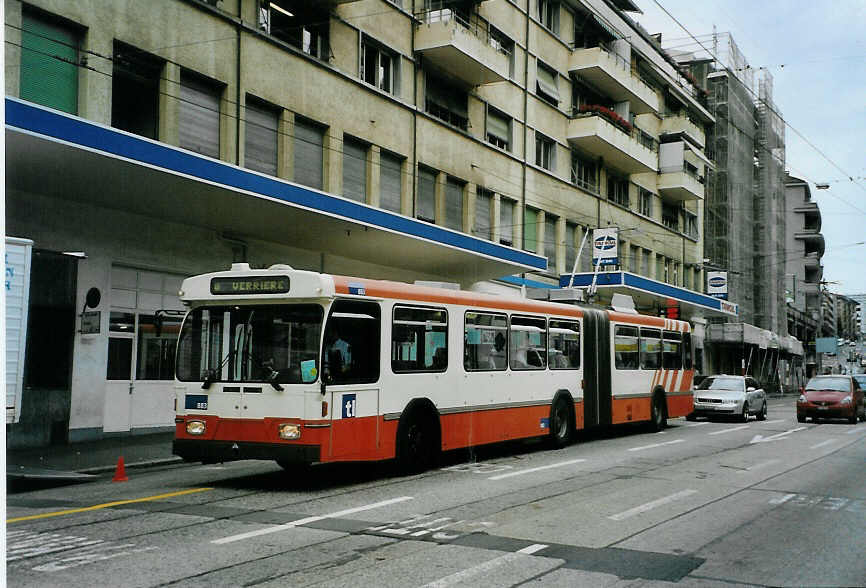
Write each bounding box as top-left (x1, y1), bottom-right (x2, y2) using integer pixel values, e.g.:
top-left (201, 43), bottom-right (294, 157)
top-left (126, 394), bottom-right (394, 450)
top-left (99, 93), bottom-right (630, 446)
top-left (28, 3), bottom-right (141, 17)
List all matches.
top-left (278, 423), bottom-right (301, 440)
top-left (186, 420), bottom-right (206, 435)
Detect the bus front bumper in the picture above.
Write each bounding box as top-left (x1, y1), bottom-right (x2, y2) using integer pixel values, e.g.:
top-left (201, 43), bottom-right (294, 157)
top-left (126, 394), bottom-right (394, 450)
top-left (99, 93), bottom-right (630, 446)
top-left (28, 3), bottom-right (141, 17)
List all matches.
top-left (173, 439), bottom-right (321, 464)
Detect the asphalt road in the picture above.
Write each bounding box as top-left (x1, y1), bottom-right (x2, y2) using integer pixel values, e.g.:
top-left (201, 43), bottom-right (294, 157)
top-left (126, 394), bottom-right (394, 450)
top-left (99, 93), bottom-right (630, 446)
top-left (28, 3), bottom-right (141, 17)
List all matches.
top-left (6, 399), bottom-right (866, 587)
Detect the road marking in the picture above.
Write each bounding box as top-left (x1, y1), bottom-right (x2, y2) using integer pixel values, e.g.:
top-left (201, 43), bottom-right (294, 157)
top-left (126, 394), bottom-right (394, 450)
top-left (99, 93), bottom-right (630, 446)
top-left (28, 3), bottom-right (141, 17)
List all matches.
top-left (708, 425), bottom-right (749, 436)
top-left (627, 439), bottom-right (685, 452)
top-left (6, 488), bottom-right (213, 523)
top-left (420, 544), bottom-right (548, 587)
top-left (847, 428), bottom-right (862, 435)
top-left (212, 496), bottom-right (413, 544)
top-left (749, 427), bottom-right (807, 444)
top-left (763, 420), bottom-right (785, 425)
top-left (738, 459), bottom-right (780, 473)
top-left (488, 458), bottom-right (586, 480)
top-left (809, 439), bottom-right (836, 450)
top-left (769, 493), bottom-right (796, 505)
top-left (608, 489), bottom-right (697, 521)
top-left (686, 422), bottom-right (709, 427)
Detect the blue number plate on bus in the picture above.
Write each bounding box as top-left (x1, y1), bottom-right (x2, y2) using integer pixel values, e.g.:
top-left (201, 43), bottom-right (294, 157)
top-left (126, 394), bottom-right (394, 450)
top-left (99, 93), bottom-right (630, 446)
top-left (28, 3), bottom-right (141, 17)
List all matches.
top-left (185, 394), bottom-right (209, 410)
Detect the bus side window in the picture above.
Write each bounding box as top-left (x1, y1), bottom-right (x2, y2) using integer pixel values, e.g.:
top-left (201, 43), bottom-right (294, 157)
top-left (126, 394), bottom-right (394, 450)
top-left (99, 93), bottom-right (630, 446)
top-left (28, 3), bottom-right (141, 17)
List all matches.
top-left (464, 311), bottom-right (507, 371)
top-left (614, 325), bottom-right (639, 370)
top-left (322, 300), bottom-right (381, 385)
top-left (510, 315), bottom-right (546, 370)
top-left (392, 306), bottom-right (448, 373)
top-left (639, 328), bottom-right (661, 370)
top-left (663, 330), bottom-right (682, 370)
top-left (683, 332), bottom-right (693, 369)
top-left (549, 319), bottom-right (580, 369)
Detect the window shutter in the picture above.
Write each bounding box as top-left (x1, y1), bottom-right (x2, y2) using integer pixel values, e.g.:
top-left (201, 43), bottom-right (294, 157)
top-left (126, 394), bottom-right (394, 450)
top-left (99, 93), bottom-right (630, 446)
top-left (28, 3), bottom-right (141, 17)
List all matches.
top-left (500, 199), bottom-right (514, 245)
top-left (244, 101), bottom-right (278, 176)
top-left (524, 208), bottom-right (538, 252)
top-left (544, 216), bottom-right (557, 263)
top-left (487, 110), bottom-right (510, 143)
top-left (380, 152), bottom-right (403, 213)
top-left (20, 13), bottom-right (79, 114)
top-left (445, 178), bottom-right (464, 231)
top-left (342, 137), bottom-right (367, 202)
top-left (294, 119), bottom-right (324, 190)
top-left (417, 168), bottom-right (436, 222)
top-left (475, 190), bottom-right (492, 239)
top-left (536, 63), bottom-right (560, 103)
top-left (565, 223), bottom-right (577, 270)
top-left (180, 73), bottom-right (220, 158)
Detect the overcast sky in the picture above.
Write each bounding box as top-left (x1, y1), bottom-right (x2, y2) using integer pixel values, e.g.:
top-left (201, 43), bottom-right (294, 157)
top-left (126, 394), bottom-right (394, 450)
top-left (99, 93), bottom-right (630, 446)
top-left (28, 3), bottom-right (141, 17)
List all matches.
top-left (631, 0), bottom-right (866, 296)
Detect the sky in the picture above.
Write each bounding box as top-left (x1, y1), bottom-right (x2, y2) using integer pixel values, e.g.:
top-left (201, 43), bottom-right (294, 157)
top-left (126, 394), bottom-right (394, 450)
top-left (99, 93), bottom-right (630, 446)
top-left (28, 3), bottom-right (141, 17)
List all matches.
top-left (631, 0), bottom-right (866, 296)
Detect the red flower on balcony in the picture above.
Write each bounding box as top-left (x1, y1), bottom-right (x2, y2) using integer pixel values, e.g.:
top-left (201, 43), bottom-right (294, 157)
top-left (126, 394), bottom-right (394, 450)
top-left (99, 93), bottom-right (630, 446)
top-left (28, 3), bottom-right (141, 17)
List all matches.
top-left (578, 104), bottom-right (633, 133)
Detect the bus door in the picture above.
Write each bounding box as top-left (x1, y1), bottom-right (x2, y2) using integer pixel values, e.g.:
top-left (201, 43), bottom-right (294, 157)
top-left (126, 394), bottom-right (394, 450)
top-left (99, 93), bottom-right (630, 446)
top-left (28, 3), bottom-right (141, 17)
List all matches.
top-left (322, 299), bottom-right (382, 460)
top-left (582, 309), bottom-right (612, 428)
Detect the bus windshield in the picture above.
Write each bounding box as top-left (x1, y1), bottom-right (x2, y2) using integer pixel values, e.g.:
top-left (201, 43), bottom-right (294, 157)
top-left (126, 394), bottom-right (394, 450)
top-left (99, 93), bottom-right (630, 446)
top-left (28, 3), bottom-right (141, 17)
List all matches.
top-left (176, 304), bottom-right (323, 385)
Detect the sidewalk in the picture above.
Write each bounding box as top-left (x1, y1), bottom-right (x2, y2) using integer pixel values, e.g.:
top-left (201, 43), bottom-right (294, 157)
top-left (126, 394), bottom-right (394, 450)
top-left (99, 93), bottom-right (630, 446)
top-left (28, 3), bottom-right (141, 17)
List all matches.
top-left (6, 431), bottom-right (181, 481)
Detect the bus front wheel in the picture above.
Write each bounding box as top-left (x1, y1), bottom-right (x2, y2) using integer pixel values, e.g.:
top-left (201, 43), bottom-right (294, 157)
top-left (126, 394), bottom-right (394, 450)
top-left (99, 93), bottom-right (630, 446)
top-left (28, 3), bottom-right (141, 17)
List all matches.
top-left (549, 396), bottom-right (574, 448)
top-left (396, 406), bottom-right (440, 474)
top-left (650, 392), bottom-right (667, 432)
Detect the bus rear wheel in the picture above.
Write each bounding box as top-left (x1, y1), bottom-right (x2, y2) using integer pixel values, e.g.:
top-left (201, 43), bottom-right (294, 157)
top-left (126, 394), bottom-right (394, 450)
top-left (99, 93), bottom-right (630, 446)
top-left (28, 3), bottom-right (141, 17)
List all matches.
top-left (396, 408), bottom-right (439, 474)
top-left (650, 392), bottom-right (667, 432)
top-left (549, 396), bottom-right (573, 448)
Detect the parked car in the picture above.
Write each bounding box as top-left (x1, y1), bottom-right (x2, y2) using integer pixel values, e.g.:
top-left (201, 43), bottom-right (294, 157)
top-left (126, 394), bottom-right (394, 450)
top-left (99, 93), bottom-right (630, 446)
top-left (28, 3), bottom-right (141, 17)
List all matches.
top-left (797, 375), bottom-right (865, 424)
top-left (687, 375), bottom-right (767, 422)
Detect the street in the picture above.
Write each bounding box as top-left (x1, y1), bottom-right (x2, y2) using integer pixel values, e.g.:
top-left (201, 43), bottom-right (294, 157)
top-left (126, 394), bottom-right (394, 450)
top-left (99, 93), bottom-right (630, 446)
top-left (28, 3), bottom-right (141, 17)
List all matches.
top-left (6, 398), bottom-right (866, 587)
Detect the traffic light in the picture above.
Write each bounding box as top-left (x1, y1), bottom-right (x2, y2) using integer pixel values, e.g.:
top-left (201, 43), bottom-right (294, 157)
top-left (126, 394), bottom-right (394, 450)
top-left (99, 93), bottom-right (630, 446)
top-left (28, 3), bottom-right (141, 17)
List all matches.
top-left (665, 300), bottom-right (679, 319)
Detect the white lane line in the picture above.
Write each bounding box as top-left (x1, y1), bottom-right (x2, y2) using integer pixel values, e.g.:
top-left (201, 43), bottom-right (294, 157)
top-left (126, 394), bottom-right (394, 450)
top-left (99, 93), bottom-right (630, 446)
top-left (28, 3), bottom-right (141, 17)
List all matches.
top-left (627, 439), bottom-right (685, 452)
top-left (421, 544), bottom-right (548, 588)
top-left (763, 420), bottom-right (785, 425)
top-left (488, 458), bottom-right (586, 481)
top-left (686, 422), bottom-right (710, 427)
top-left (847, 428), bottom-right (862, 435)
top-left (769, 493), bottom-right (796, 505)
top-left (212, 496), bottom-right (413, 544)
top-left (738, 459), bottom-right (780, 473)
top-left (809, 439), bottom-right (836, 450)
top-left (608, 489), bottom-right (697, 521)
top-left (708, 425), bottom-right (750, 436)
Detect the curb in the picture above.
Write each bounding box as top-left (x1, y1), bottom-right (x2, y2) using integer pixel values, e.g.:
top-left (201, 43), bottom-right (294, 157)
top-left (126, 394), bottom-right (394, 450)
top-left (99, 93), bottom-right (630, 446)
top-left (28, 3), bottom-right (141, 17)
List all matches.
top-left (78, 456), bottom-right (185, 475)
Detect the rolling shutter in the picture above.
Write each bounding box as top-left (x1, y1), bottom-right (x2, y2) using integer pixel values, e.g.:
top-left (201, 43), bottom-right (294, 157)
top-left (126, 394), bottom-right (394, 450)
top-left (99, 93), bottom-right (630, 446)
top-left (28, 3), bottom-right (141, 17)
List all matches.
top-left (294, 118), bottom-right (324, 190)
top-left (445, 178), bottom-right (464, 231)
top-left (524, 208), bottom-right (538, 252)
top-left (417, 167), bottom-right (436, 222)
top-left (20, 12), bottom-right (79, 114)
top-left (536, 63), bottom-right (560, 103)
top-left (544, 216), bottom-right (557, 264)
top-left (244, 100), bottom-right (279, 176)
top-left (500, 199), bottom-right (514, 246)
top-left (474, 190), bottom-right (492, 239)
top-left (342, 137), bottom-right (367, 202)
top-left (179, 73), bottom-right (220, 158)
top-left (380, 152), bottom-right (403, 213)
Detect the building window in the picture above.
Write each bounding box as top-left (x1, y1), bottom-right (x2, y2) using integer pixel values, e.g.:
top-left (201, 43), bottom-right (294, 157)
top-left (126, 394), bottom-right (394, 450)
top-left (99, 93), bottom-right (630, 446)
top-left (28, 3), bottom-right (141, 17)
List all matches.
top-left (20, 9), bottom-right (80, 114)
top-left (259, 1), bottom-right (329, 59)
top-left (607, 175), bottom-right (629, 207)
top-left (294, 117), bottom-right (325, 190)
top-left (244, 97), bottom-right (280, 176)
top-left (662, 201), bottom-right (680, 230)
top-left (343, 136), bottom-right (368, 203)
top-left (380, 151), bottom-right (403, 213)
top-left (524, 207), bottom-right (539, 252)
top-left (536, 61), bottom-right (560, 106)
top-left (536, 133), bottom-right (555, 171)
top-left (571, 152), bottom-right (597, 192)
top-left (639, 188), bottom-right (653, 217)
top-left (417, 166), bottom-right (437, 222)
top-left (544, 215), bottom-right (557, 269)
top-left (361, 35), bottom-right (398, 95)
top-left (112, 42), bottom-right (162, 140)
top-left (489, 26), bottom-right (515, 78)
top-left (475, 188), bottom-right (493, 240)
top-left (445, 177), bottom-right (464, 231)
top-left (565, 222), bottom-right (577, 271)
top-left (392, 306), bottom-right (448, 372)
top-left (179, 71), bottom-right (222, 159)
top-left (500, 198), bottom-right (515, 246)
top-left (426, 72), bottom-right (468, 130)
top-left (486, 107), bottom-right (511, 151)
top-left (683, 209), bottom-right (699, 238)
top-left (641, 248), bottom-right (651, 276)
top-left (538, 0), bottom-right (559, 35)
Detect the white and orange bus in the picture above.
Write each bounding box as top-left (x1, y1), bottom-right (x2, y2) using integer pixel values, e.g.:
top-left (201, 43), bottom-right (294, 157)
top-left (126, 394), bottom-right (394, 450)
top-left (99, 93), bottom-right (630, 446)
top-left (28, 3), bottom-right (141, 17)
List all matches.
top-left (173, 263), bottom-right (694, 470)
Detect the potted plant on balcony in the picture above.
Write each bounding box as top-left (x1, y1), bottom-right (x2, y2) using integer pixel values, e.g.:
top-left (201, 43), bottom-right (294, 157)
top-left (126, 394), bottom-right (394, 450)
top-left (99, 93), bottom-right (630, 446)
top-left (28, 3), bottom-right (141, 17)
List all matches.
top-left (577, 104), bottom-right (633, 133)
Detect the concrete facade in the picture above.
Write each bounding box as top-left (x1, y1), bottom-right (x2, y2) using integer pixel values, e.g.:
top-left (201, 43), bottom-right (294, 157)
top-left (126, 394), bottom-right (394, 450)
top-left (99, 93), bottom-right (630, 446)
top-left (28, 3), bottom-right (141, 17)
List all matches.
top-left (6, 0), bottom-right (712, 445)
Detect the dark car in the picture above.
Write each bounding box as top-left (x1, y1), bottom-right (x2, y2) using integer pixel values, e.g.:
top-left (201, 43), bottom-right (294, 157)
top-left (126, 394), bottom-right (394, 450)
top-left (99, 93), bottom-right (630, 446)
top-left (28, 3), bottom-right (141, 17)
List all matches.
top-left (797, 375), bottom-right (865, 424)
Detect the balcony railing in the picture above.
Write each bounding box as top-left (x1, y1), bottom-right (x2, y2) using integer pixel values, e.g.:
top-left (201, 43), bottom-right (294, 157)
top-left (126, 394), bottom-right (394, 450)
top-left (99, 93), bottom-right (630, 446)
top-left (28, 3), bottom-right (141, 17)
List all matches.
top-left (571, 106), bottom-right (658, 153)
top-left (579, 41), bottom-right (658, 102)
top-left (416, 8), bottom-right (512, 59)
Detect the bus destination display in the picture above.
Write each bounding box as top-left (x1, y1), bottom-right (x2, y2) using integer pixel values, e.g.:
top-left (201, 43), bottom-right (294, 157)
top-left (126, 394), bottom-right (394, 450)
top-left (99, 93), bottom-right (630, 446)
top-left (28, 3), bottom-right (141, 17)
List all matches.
top-left (210, 276), bottom-right (290, 295)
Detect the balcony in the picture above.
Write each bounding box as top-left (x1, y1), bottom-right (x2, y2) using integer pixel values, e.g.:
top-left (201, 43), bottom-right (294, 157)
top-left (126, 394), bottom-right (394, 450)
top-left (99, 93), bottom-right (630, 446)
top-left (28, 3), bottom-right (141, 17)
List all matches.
top-left (660, 114), bottom-right (705, 148)
top-left (795, 231), bottom-right (826, 257)
top-left (658, 164), bottom-right (704, 202)
top-left (569, 45), bottom-right (658, 115)
top-left (804, 251), bottom-right (822, 270)
top-left (414, 9), bottom-right (510, 86)
top-left (567, 111), bottom-right (658, 174)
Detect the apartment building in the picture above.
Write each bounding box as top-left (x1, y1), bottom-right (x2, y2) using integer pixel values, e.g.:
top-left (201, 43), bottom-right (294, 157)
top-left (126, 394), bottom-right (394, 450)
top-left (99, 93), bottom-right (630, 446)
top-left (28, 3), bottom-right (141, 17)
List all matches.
top-left (5, 0), bottom-right (714, 445)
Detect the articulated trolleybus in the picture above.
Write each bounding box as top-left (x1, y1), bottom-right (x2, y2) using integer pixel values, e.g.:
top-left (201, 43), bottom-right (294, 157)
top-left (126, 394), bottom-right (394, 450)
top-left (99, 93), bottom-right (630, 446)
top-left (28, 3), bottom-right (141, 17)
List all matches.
top-left (173, 263), bottom-right (694, 470)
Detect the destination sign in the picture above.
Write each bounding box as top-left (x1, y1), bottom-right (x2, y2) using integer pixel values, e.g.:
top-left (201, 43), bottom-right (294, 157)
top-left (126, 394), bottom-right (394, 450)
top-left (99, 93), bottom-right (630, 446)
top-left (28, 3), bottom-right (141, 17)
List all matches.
top-left (210, 276), bottom-right (290, 295)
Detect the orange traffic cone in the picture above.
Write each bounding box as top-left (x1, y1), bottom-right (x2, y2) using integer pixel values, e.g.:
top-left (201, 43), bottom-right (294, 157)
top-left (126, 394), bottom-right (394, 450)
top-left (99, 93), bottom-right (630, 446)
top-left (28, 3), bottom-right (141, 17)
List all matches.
top-left (112, 456), bottom-right (129, 482)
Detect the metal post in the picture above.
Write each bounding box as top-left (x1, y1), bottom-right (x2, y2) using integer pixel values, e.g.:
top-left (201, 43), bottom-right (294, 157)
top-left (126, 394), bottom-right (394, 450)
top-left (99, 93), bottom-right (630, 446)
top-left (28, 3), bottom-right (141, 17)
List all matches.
top-left (567, 227), bottom-right (591, 288)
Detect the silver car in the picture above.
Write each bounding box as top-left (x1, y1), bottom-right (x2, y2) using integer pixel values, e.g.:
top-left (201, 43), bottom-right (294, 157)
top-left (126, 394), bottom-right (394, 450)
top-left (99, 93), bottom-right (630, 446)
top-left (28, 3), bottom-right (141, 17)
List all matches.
top-left (688, 375), bottom-right (767, 422)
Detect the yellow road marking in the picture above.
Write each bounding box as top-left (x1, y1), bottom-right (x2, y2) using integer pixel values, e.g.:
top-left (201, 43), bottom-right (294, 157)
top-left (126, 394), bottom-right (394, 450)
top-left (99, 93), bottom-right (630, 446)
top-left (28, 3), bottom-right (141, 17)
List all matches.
top-left (6, 487), bottom-right (213, 523)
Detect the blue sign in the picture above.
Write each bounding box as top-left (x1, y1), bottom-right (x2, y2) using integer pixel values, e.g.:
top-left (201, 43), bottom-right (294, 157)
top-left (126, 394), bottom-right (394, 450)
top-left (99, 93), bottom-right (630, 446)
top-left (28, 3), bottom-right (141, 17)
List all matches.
top-left (342, 393), bottom-right (357, 418)
top-left (709, 277), bottom-right (726, 288)
top-left (185, 394), bottom-right (208, 410)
